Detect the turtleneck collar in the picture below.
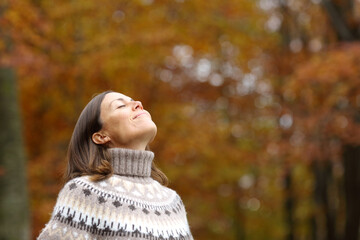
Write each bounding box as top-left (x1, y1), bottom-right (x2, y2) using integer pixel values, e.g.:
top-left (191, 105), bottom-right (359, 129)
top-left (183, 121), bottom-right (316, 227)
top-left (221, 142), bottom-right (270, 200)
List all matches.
top-left (108, 148), bottom-right (154, 177)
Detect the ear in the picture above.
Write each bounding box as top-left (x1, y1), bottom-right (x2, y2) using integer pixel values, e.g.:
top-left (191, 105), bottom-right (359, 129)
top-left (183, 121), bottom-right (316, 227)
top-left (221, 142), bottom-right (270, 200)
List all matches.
top-left (92, 132), bottom-right (111, 145)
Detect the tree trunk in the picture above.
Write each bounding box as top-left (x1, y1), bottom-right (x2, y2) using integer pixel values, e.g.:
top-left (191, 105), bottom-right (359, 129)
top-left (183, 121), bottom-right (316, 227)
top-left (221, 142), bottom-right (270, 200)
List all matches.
top-left (321, 0), bottom-right (354, 41)
top-left (0, 68), bottom-right (30, 240)
top-left (309, 213), bottom-right (317, 240)
top-left (284, 167), bottom-right (295, 240)
top-left (343, 145), bottom-right (360, 240)
top-left (233, 183), bottom-right (245, 240)
top-left (312, 160), bottom-right (337, 240)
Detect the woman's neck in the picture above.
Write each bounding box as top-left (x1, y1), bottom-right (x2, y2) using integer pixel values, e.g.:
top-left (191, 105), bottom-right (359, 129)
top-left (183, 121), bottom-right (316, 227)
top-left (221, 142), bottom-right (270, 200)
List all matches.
top-left (108, 148), bottom-right (154, 177)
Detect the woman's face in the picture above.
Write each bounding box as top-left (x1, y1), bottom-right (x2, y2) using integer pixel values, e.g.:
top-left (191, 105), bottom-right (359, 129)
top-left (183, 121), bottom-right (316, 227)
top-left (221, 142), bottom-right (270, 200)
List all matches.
top-left (92, 92), bottom-right (157, 150)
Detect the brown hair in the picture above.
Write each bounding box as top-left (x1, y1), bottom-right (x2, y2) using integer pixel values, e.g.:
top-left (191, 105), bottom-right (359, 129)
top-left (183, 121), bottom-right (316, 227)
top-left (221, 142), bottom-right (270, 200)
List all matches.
top-left (64, 91), bottom-right (168, 186)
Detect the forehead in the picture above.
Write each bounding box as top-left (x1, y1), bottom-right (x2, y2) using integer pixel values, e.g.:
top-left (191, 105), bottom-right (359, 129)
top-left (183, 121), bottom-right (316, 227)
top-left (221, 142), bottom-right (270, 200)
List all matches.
top-left (102, 92), bottom-right (131, 105)
top-left (103, 92), bottom-right (130, 102)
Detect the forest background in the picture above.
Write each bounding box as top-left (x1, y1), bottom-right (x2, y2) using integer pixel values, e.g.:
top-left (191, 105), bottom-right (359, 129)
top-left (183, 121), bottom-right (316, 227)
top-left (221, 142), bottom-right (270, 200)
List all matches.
top-left (1, 0), bottom-right (360, 239)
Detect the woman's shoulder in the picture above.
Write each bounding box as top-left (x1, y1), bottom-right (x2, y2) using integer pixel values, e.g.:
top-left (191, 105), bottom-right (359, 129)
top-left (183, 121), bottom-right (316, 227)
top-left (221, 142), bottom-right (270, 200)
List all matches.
top-left (60, 175), bottom-right (180, 205)
top-left (58, 176), bottom-right (92, 196)
top-left (55, 175), bottom-right (187, 215)
top-left (53, 176), bottom-right (92, 205)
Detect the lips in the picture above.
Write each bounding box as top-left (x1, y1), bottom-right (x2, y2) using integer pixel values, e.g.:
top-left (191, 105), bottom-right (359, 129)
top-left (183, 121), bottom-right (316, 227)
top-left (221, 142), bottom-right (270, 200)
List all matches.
top-left (133, 112), bottom-right (148, 120)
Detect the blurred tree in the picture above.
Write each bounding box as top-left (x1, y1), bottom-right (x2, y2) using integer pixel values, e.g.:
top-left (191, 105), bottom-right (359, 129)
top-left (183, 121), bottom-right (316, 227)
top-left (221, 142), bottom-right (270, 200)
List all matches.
top-left (284, 44), bottom-right (360, 240)
top-left (263, 1), bottom-right (360, 239)
top-left (0, 2), bottom-right (30, 236)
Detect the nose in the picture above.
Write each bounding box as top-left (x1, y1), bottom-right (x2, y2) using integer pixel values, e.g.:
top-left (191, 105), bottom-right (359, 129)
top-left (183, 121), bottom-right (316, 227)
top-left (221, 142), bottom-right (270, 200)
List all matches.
top-left (133, 101), bottom-right (143, 110)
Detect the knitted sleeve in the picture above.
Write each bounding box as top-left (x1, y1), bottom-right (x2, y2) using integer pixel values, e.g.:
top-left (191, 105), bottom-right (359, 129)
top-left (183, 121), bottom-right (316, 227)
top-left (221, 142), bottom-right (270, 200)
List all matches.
top-left (37, 179), bottom-right (96, 239)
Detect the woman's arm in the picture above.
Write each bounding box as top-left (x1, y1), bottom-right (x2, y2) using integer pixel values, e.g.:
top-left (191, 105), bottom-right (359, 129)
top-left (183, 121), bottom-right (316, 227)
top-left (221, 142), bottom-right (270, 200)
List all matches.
top-left (37, 179), bottom-right (95, 239)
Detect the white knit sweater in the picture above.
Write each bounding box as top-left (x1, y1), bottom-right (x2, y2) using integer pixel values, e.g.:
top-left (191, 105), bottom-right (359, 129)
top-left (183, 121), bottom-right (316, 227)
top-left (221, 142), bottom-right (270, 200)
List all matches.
top-left (38, 148), bottom-right (193, 240)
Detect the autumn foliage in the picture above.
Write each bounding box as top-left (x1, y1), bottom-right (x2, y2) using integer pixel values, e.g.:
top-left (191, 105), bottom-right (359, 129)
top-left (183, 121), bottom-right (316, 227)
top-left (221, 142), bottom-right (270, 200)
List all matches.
top-left (1, 0), bottom-right (360, 239)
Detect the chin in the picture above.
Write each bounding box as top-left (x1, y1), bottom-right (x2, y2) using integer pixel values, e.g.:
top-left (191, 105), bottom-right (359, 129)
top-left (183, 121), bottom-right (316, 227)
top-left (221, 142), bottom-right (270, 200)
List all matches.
top-left (147, 123), bottom-right (157, 143)
top-left (136, 121), bottom-right (157, 144)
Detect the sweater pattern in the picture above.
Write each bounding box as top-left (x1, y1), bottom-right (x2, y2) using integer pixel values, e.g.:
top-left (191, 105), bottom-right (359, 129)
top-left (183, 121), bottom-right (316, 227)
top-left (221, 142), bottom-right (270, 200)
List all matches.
top-left (37, 148), bottom-right (193, 240)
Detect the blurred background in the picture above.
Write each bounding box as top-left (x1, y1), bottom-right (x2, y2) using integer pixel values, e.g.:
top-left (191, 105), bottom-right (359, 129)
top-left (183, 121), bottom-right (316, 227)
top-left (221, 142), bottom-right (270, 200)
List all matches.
top-left (1, 0), bottom-right (360, 239)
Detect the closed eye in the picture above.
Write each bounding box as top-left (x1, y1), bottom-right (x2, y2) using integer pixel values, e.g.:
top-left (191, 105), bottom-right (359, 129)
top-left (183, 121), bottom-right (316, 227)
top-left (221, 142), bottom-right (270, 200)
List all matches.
top-left (117, 105), bottom-right (126, 109)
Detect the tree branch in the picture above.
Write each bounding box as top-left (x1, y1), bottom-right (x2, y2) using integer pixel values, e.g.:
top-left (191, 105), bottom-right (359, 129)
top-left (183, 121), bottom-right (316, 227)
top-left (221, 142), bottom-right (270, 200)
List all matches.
top-left (321, 0), bottom-right (354, 41)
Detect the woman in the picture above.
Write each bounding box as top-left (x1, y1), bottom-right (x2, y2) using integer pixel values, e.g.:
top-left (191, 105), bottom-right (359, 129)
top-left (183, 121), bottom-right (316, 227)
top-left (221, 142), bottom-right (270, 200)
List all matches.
top-left (38, 91), bottom-right (193, 240)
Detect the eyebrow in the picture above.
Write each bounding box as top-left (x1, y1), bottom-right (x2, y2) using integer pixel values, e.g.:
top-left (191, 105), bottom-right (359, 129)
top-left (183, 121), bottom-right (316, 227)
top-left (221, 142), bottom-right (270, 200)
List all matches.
top-left (109, 98), bottom-right (134, 107)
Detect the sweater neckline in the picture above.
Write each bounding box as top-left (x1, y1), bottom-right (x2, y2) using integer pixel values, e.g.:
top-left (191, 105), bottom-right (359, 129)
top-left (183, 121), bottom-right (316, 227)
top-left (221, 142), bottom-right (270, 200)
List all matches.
top-left (108, 148), bottom-right (154, 177)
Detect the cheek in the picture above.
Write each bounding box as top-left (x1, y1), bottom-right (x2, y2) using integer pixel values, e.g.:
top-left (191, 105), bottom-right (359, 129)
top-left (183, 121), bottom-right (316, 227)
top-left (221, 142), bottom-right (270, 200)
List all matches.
top-left (105, 114), bottom-right (130, 133)
top-left (114, 117), bottom-right (130, 131)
